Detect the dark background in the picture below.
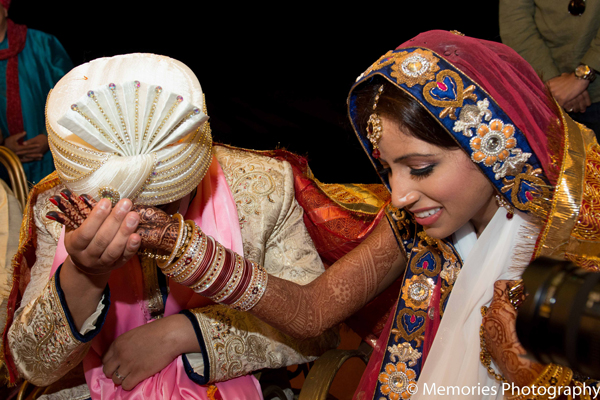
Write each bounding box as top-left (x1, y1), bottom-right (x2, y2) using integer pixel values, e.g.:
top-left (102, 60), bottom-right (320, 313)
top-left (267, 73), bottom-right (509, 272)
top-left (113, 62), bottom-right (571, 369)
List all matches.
top-left (9, 1), bottom-right (500, 183)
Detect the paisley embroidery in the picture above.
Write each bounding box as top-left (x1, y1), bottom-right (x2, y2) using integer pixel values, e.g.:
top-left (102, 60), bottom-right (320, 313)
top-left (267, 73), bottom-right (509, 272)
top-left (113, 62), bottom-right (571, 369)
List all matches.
top-left (501, 164), bottom-right (549, 211)
top-left (409, 244), bottom-right (442, 277)
top-left (453, 98), bottom-right (493, 137)
top-left (374, 209), bottom-right (463, 399)
top-left (394, 310), bottom-right (427, 342)
top-left (194, 304), bottom-right (336, 383)
top-left (7, 277), bottom-right (90, 387)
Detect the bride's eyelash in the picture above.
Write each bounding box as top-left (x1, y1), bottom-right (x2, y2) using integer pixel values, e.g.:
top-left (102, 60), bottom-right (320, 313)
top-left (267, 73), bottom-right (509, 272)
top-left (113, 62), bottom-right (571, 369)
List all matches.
top-left (377, 166), bottom-right (391, 177)
top-left (410, 164), bottom-right (435, 179)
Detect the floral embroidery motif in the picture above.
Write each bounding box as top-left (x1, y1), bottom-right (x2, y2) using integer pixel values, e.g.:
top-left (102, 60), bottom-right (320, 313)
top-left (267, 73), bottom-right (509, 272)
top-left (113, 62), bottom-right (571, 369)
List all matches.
top-left (470, 119), bottom-right (531, 179)
top-left (401, 275), bottom-right (434, 310)
top-left (358, 49), bottom-right (440, 87)
top-left (470, 119), bottom-right (516, 166)
top-left (387, 343), bottom-right (422, 366)
top-left (453, 98), bottom-right (492, 137)
top-left (378, 361), bottom-right (418, 400)
top-left (391, 49), bottom-right (440, 87)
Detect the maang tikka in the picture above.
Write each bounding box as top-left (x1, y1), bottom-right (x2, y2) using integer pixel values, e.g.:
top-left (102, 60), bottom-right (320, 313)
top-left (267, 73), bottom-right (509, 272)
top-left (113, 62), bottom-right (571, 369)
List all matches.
top-left (366, 85), bottom-right (384, 158)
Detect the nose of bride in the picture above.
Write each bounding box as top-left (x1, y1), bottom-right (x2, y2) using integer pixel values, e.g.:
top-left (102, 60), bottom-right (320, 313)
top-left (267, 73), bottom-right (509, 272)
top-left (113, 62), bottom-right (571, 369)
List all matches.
top-left (393, 191), bottom-right (421, 210)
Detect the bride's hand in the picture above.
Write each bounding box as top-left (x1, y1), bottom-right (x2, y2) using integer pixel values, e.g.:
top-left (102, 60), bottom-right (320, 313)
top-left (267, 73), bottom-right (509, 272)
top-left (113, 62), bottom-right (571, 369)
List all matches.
top-left (132, 204), bottom-right (180, 252)
top-left (46, 190), bottom-right (181, 254)
top-left (482, 279), bottom-right (545, 386)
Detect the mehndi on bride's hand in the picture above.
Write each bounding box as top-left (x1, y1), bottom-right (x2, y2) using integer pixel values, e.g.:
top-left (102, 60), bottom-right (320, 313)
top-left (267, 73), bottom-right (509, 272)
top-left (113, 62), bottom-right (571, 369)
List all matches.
top-left (481, 279), bottom-right (545, 387)
top-left (46, 189), bottom-right (180, 253)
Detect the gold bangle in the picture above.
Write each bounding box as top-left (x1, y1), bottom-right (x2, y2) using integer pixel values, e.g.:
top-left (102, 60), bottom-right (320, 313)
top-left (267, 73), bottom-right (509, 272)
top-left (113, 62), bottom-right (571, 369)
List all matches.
top-left (229, 261), bottom-right (268, 311)
top-left (157, 213), bottom-right (185, 269)
top-left (163, 227), bottom-right (203, 279)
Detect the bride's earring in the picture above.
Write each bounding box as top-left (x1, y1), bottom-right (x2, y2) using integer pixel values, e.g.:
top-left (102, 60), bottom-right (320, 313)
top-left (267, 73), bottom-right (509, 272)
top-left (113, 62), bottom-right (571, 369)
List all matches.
top-left (495, 194), bottom-right (514, 220)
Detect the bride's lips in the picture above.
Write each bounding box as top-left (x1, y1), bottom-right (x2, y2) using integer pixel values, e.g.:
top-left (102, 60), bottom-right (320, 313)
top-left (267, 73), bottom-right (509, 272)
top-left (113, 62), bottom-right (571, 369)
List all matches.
top-left (411, 207), bottom-right (443, 225)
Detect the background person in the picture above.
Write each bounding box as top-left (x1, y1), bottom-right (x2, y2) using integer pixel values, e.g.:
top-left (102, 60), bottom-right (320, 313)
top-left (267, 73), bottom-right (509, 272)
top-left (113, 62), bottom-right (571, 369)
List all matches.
top-left (500, 0), bottom-right (600, 137)
top-left (0, 0), bottom-right (72, 184)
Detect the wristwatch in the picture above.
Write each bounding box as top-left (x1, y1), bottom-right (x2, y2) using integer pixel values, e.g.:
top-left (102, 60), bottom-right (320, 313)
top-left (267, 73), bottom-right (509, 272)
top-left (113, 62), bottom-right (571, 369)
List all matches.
top-left (575, 64), bottom-right (597, 82)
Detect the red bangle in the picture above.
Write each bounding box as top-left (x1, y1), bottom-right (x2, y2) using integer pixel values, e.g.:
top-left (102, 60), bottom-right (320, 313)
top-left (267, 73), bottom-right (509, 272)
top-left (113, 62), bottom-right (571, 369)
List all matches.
top-left (223, 258), bottom-right (253, 305)
top-left (202, 249), bottom-right (234, 298)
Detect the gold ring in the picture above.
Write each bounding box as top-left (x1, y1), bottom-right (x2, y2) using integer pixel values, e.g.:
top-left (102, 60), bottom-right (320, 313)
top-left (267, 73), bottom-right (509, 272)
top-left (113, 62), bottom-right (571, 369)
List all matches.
top-left (113, 369), bottom-right (126, 381)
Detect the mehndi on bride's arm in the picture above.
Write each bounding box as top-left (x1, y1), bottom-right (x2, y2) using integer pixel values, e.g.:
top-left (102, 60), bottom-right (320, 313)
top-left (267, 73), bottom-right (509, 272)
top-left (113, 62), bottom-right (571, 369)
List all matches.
top-left (250, 218), bottom-right (405, 338)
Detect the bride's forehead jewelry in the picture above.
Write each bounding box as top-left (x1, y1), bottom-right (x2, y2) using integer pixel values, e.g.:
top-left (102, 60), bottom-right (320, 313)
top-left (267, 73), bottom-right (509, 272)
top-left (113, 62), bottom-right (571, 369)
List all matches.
top-left (366, 85), bottom-right (384, 159)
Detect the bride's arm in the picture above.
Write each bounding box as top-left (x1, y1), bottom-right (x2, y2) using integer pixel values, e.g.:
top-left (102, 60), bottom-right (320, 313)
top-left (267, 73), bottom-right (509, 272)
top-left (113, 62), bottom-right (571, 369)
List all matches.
top-left (251, 218), bottom-right (406, 339)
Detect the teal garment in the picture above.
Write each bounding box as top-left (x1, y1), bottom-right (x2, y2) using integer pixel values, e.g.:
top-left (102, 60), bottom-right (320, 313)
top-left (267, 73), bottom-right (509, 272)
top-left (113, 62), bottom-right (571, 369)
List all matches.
top-left (0, 28), bottom-right (73, 185)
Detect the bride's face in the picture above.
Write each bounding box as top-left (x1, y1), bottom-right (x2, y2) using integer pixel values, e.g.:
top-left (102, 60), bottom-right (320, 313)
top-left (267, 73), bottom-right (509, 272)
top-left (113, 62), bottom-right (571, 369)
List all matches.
top-left (378, 117), bottom-right (498, 238)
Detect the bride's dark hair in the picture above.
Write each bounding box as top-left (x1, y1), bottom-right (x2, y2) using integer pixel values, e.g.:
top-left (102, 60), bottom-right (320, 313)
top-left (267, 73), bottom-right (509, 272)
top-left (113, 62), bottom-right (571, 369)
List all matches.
top-left (353, 76), bottom-right (458, 149)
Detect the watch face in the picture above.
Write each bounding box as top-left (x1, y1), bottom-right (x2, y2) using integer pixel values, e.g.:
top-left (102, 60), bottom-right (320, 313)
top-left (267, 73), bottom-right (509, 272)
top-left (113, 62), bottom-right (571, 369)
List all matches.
top-left (576, 64), bottom-right (592, 78)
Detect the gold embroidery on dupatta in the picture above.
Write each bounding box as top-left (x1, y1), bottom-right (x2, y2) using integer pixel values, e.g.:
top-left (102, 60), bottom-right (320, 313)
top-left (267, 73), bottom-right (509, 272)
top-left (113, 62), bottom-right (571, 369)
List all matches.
top-left (572, 143), bottom-right (600, 242)
top-left (535, 112), bottom-right (586, 259)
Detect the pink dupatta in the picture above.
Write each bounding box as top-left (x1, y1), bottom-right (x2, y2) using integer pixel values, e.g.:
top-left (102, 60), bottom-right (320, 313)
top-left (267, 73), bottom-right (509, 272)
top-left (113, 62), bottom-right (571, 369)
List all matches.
top-left (49, 156), bottom-right (262, 400)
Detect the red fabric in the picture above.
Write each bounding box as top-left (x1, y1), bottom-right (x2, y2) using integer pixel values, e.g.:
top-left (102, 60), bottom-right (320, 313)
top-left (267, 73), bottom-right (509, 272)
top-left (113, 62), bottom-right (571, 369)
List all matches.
top-left (422, 278), bottom-right (442, 365)
top-left (353, 301), bottom-right (397, 400)
top-left (0, 0), bottom-right (10, 10)
top-left (0, 19), bottom-right (27, 136)
top-left (397, 31), bottom-right (561, 184)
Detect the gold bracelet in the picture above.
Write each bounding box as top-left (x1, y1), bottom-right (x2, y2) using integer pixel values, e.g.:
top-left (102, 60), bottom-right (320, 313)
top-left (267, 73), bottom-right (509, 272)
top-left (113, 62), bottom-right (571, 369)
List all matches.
top-left (505, 363), bottom-right (572, 400)
top-left (480, 306), bottom-right (508, 383)
top-left (138, 248), bottom-right (170, 261)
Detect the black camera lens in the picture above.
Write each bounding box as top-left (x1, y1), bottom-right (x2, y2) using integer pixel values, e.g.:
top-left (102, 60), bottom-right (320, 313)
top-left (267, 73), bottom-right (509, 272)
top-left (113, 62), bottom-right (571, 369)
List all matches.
top-left (517, 257), bottom-right (600, 378)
